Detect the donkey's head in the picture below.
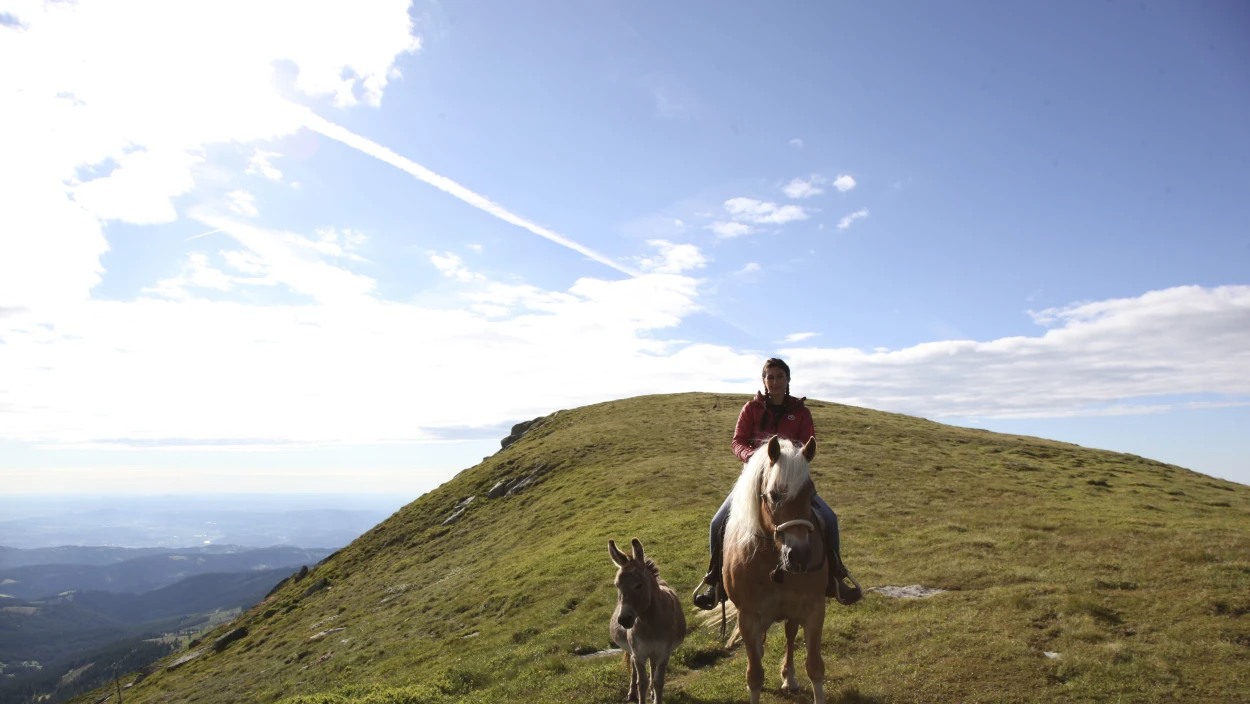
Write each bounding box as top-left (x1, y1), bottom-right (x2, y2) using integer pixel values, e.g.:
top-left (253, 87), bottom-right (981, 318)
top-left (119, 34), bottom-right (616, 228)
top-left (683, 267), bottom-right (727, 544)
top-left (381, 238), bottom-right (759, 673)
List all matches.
top-left (759, 435), bottom-right (820, 574)
top-left (609, 538), bottom-right (660, 629)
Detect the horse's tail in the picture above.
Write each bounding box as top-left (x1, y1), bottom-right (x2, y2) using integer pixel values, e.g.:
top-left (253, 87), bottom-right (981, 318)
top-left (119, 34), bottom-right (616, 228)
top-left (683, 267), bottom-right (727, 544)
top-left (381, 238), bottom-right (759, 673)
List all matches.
top-left (696, 601), bottom-right (741, 648)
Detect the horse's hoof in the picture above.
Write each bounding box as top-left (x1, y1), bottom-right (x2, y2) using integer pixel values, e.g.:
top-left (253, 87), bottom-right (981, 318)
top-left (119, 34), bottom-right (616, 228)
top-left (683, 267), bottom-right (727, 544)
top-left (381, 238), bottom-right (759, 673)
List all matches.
top-left (781, 680), bottom-right (799, 692)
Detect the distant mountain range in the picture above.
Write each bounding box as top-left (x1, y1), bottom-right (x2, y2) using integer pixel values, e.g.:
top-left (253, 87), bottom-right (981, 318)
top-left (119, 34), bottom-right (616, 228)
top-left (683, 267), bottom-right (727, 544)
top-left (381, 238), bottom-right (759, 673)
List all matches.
top-left (0, 507), bottom-right (390, 550)
top-left (0, 544), bottom-right (329, 704)
top-left (0, 546), bottom-right (332, 601)
top-left (0, 544), bottom-right (291, 570)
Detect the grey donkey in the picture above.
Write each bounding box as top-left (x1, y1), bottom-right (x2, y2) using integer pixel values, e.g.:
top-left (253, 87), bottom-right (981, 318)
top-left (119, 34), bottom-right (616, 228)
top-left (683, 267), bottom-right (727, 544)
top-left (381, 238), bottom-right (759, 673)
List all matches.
top-left (609, 538), bottom-right (687, 703)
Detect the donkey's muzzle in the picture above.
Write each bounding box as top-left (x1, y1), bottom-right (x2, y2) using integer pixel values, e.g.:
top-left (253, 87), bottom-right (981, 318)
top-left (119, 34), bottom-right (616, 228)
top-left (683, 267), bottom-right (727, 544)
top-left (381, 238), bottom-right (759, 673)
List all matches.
top-left (617, 614), bottom-right (636, 629)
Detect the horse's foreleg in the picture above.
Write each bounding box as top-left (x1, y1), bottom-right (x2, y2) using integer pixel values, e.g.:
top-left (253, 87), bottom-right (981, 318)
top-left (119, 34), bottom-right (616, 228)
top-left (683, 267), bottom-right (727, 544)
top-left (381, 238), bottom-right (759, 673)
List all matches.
top-left (780, 619), bottom-right (800, 692)
top-left (651, 654), bottom-right (669, 704)
top-left (739, 618), bottom-right (766, 704)
top-left (803, 611), bottom-right (827, 704)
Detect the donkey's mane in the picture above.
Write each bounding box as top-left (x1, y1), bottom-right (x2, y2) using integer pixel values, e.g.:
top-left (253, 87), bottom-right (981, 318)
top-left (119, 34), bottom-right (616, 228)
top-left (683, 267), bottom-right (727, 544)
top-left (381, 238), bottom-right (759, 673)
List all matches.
top-left (723, 438), bottom-right (812, 558)
top-left (621, 556), bottom-right (668, 588)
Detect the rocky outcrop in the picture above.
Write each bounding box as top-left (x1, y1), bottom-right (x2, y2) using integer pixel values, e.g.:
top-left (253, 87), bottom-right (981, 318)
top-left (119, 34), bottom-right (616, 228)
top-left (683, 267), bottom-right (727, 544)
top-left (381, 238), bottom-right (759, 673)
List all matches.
top-left (486, 461), bottom-right (553, 502)
top-left (212, 627), bottom-right (248, 652)
top-left (127, 662), bottom-right (160, 688)
top-left (441, 496), bottom-right (475, 525)
top-left (500, 417), bottom-right (546, 450)
top-left (165, 649), bottom-right (205, 671)
top-left (301, 577), bottom-right (330, 598)
top-left (867, 585), bottom-right (947, 599)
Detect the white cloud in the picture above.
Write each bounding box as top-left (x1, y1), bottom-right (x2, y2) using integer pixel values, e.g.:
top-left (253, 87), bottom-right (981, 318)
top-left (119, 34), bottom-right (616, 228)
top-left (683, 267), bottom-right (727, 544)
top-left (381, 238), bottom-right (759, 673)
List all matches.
top-left (226, 190), bottom-right (258, 217)
top-left (723, 198), bottom-right (809, 225)
top-left (313, 226), bottom-right (368, 261)
top-left (783, 175), bottom-right (827, 199)
top-left (0, 281), bottom-right (1245, 449)
top-left (635, 240), bottom-right (708, 274)
top-left (467, 244), bottom-right (483, 253)
top-left (709, 221), bottom-right (754, 239)
top-left (145, 252), bottom-right (238, 299)
top-left (789, 138), bottom-right (804, 148)
top-left (783, 285), bottom-right (1250, 419)
top-left (190, 213), bottom-right (377, 304)
top-left (0, 0), bottom-right (420, 312)
top-left (0, 258), bottom-right (745, 447)
top-left (832, 174), bottom-right (856, 192)
top-left (430, 252), bottom-right (484, 283)
top-left (838, 208), bottom-right (869, 229)
top-left (782, 332), bottom-right (818, 343)
top-left (72, 149), bottom-right (203, 225)
top-left (246, 149), bottom-right (283, 182)
top-left (737, 262), bottom-right (761, 275)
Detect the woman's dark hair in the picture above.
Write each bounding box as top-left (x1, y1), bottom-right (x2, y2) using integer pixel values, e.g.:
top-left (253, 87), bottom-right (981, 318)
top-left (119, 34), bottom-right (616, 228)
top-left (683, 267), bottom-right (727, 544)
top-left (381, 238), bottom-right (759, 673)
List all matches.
top-left (762, 357), bottom-right (791, 396)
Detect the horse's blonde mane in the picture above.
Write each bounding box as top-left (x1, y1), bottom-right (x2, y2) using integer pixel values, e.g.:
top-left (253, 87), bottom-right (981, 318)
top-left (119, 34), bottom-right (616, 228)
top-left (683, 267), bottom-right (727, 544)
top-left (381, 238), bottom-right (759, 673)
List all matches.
top-left (723, 438), bottom-right (811, 557)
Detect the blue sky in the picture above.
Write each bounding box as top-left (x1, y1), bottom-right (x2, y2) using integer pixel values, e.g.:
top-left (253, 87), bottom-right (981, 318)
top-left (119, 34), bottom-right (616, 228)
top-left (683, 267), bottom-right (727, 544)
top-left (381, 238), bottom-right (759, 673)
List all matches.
top-left (2, 0), bottom-right (1248, 496)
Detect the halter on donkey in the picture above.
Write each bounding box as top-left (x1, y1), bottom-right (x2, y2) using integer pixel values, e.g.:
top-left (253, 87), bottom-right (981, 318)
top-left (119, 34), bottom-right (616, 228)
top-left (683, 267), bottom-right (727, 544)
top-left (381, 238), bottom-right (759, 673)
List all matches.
top-left (722, 435), bottom-right (832, 704)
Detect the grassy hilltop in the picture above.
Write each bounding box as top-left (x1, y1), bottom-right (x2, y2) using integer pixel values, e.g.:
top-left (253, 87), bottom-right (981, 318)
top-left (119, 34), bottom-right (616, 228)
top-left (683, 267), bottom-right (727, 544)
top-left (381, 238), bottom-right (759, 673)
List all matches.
top-left (71, 394), bottom-right (1250, 704)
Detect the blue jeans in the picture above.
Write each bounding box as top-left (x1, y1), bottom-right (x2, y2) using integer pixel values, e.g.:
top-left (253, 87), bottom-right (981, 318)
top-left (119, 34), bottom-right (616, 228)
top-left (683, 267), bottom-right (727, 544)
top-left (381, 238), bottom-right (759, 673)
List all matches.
top-left (708, 491), bottom-right (840, 564)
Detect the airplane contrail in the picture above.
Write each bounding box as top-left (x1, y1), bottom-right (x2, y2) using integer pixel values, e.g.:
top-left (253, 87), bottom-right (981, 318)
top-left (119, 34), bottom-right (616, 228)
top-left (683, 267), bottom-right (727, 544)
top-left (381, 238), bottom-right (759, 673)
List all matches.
top-left (185, 228), bottom-right (222, 241)
top-left (292, 105), bottom-right (639, 278)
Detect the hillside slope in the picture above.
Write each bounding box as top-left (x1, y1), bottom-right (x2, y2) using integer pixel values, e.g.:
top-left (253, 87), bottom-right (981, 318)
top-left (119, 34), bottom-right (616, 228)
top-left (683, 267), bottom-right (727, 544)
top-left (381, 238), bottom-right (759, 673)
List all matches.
top-left (71, 394), bottom-right (1250, 703)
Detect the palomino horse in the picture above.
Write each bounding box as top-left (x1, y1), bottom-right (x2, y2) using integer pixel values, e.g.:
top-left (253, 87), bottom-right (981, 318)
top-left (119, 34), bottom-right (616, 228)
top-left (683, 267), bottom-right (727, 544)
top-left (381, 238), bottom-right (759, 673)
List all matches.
top-left (609, 538), bottom-right (686, 704)
top-left (723, 435), bottom-right (828, 704)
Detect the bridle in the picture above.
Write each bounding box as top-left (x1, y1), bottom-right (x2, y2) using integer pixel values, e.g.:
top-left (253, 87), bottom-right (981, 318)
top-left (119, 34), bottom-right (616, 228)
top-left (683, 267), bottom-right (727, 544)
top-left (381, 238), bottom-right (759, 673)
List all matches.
top-left (773, 518), bottom-right (816, 536)
top-left (761, 495), bottom-right (826, 576)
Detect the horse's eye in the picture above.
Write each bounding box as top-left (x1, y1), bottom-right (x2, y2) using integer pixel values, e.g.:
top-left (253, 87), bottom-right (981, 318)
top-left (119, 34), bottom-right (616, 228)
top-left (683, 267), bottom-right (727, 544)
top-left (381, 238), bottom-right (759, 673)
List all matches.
top-left (633, 583), bottom-right (643, 591)
top-left (770, 491), bottom-right (783, 504)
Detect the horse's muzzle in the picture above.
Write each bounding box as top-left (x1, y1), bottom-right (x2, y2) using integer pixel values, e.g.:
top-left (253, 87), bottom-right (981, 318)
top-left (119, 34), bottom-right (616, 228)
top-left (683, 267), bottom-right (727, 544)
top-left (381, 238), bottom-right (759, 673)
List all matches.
top-left (617, 614), bottom-right (636, 629)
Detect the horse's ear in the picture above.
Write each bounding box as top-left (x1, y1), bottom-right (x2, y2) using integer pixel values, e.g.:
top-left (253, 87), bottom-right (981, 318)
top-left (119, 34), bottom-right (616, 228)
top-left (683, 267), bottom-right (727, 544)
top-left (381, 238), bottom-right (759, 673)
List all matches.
top-left (802, 436), bottom-right (817, 462)
top-left (767, 436), bottom-right (782, 464)
top-left (608, 540), bottom-right (629, 567)
top-left (631, 538), bottom-right (645, 564)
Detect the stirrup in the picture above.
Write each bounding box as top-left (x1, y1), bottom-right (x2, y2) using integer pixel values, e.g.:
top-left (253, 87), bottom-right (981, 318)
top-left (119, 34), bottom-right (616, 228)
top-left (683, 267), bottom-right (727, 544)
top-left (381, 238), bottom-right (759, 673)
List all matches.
top-left (828, 552), bottom-right (863, 605)
top-left (692, 582), bottom-right (721, 611)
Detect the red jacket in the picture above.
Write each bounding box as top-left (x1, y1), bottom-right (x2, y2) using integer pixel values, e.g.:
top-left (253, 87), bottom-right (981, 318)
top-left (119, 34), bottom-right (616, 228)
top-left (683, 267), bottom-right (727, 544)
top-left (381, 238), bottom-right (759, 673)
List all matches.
top-left (731, 393), bottom-right (815, 463)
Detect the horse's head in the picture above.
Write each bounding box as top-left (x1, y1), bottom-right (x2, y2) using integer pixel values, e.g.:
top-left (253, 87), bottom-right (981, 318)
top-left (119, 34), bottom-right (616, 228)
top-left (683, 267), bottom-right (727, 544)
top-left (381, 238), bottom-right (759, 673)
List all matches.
top-left (608, 538), bottom-right (659, 629)
top-left (759, 435), bottom-right (821, 575)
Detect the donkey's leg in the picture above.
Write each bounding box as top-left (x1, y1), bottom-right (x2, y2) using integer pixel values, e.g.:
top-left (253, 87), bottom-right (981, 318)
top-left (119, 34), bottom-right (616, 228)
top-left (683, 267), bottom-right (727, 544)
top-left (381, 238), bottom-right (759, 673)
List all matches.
top-left (652, 654), bottom-right (669, 704)
top-left (780, 619), bottom-right (800, 692)
top-left (624, 652), bottom-right (638, 702)
top-left (803, 609), bottom-right (827, 704)
top-left (739, 617), bottom-right (766, 704)
top-left (634, 651), bottom-right (651, 704)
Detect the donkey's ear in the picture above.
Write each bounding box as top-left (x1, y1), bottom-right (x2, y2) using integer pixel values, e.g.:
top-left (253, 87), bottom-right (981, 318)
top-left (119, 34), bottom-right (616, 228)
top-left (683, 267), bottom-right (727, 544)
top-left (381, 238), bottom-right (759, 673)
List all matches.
top-left (631, 538), bottom-right (646, 564)
top-left (767, 435), bottom-right (782, 464)
top-left (802, 435), bottom-right (817, 462)
top-left (608, 540), bottom-right (629, 567)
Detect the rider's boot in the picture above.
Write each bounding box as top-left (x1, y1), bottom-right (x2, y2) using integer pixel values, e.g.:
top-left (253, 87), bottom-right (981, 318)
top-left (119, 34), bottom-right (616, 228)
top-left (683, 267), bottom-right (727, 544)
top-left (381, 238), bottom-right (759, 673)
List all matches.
top-left (826, 546), bottom-right (863, 605)
top-left (692, 557), bottom-right (723, 611)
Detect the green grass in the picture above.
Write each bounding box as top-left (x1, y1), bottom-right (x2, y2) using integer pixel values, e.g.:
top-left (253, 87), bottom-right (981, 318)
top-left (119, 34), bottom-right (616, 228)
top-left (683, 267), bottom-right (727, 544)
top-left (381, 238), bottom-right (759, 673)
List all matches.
top-left (70, 394), bottom-right (1250, 703)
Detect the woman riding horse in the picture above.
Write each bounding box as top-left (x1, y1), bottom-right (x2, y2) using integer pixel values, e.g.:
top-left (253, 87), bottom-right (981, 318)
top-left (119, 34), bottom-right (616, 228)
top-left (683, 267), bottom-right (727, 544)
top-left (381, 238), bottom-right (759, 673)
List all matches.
top-left (693, 357), bottom-right (862, 610)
